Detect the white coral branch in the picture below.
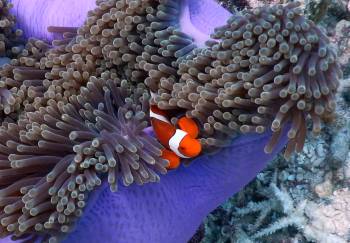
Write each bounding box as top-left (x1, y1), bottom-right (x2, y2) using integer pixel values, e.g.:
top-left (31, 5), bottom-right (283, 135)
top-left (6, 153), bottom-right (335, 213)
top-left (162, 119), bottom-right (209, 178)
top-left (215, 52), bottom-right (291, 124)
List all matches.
top-left (252, 200), bottom-right (307, 239)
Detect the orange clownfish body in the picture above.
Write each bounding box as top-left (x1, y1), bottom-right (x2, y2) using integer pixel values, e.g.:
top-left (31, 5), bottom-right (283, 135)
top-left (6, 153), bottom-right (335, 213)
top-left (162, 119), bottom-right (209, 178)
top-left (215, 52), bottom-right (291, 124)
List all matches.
top-left (150, 105), bottom-right (202, 169)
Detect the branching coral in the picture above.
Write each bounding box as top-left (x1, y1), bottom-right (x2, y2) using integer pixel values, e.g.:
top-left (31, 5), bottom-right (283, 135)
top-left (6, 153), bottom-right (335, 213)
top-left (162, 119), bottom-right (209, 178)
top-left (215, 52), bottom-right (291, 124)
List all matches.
top-left (248, 184), bottom-right (307, 239)
top-left (203, 91), bottom-right (350, 242)
top-left (204, 183), bottom-right (350, 242)
top-left (238, 186), bottom-right (350, 243)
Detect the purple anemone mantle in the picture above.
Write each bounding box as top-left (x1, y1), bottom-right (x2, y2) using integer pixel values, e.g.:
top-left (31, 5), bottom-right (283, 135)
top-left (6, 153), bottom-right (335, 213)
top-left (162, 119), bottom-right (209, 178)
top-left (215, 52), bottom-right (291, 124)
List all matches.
top-left (62, 129), bottom-right (288, 243)
top-left (2, 0), bottom-right (290, 242)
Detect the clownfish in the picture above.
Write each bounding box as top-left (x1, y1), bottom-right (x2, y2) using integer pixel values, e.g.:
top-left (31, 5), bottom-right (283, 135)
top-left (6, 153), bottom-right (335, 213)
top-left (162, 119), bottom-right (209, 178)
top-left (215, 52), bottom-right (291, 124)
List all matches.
top-left (150, 105), bottom-right (202, 169)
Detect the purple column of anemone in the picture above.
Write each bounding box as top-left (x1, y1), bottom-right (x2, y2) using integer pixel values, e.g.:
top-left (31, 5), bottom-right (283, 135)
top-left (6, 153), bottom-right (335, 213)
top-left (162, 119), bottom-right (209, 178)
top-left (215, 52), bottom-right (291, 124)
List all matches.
top-left (9, 0), bottom-right (96, 42)
top-left (180, 0), bottom-right (231, 46)
top-left (63, 129), bottom-right (289, 243)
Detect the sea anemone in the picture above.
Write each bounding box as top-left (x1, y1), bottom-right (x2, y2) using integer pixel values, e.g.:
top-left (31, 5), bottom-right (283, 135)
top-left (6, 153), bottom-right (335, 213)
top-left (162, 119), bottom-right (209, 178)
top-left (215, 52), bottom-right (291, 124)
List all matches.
top-left (150, 2), bottom-right (342, 158)
top-left (0, 0), bottom-right (24, 60)
top-left (0, 0), bottom-right (208, 120)
top-left (0, 76), bottom-right (167, 242)
top-left (0, 38), bottom-right (51, 116)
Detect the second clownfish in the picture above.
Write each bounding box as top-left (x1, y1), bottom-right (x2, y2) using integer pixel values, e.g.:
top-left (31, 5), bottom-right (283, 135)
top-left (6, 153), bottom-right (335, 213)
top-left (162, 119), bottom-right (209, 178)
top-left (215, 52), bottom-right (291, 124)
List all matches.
top-left (150, 105), bottom-right (202, 169)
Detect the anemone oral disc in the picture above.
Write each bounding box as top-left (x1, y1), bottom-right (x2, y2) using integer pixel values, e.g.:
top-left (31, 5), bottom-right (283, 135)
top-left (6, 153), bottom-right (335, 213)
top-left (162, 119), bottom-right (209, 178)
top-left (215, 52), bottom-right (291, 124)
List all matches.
top-left (179, 0), bottom-right (231, 47)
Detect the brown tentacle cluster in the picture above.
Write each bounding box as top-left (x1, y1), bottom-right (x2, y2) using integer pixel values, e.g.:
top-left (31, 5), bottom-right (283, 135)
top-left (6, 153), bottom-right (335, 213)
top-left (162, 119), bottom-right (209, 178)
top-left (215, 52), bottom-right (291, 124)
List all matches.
top-left (150, 2), bottom-right (342, 157)
top-left (0, 0), bottom-right (25, 59)
top-left (0, 0), bottom-right (194, 124)
top-left (139, 0), bottom-right (197, 94)
top-left (0, 75), bottom-right (167, 241)
top-left (0, 38), bottom-right (51, 115)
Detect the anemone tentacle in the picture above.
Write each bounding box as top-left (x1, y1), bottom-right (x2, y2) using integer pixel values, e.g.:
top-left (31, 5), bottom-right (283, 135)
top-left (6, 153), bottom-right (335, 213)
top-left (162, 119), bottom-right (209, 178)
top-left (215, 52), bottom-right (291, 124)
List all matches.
top-left (150, 2), bottom-right (341, 156)
top-left (0, 75), bottom-right (167, 241)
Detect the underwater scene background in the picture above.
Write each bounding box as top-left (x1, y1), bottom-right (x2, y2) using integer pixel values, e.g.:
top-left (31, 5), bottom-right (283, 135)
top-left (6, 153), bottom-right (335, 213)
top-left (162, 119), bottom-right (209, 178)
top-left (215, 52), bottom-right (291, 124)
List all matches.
top-left (0, 0), bottom-right (348, 242)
